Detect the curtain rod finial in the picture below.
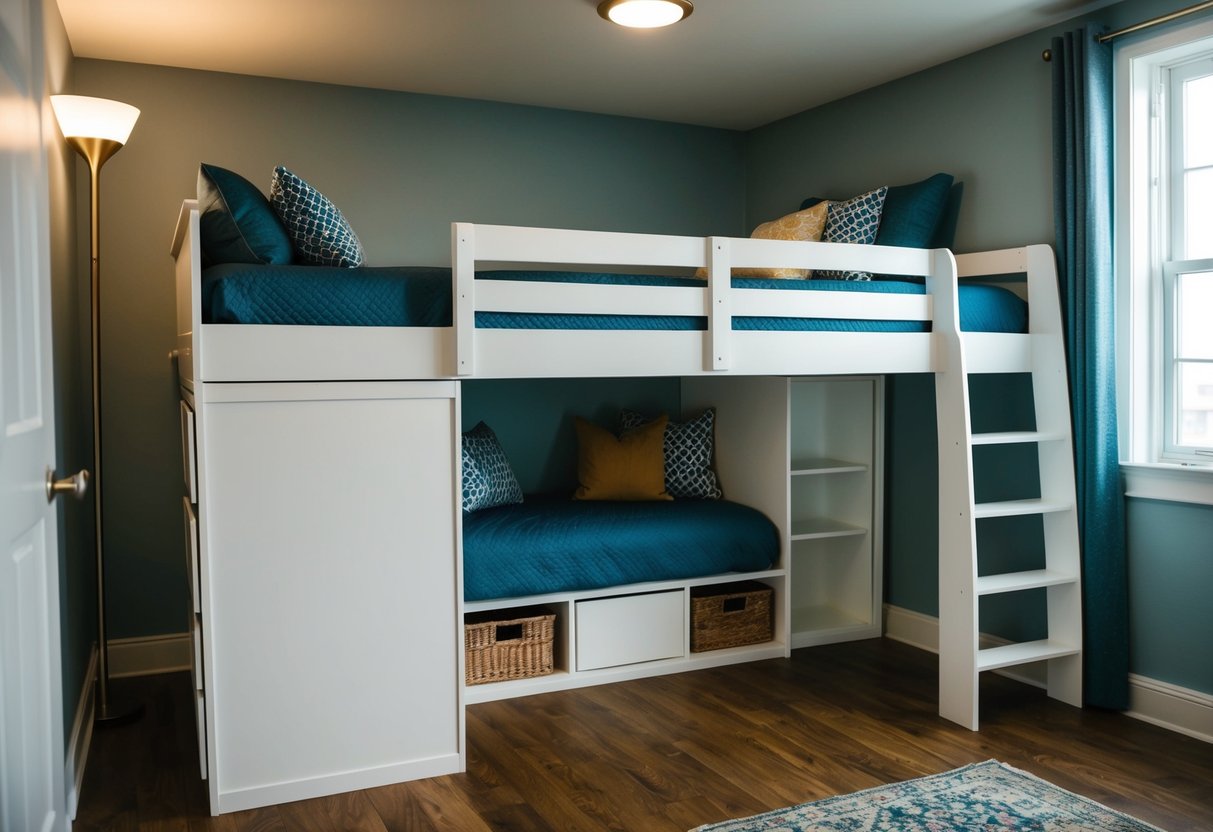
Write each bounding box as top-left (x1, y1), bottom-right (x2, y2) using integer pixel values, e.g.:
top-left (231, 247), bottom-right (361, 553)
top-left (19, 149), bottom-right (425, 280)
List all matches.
top-left (1042, 48), bottom-right (1052, 62)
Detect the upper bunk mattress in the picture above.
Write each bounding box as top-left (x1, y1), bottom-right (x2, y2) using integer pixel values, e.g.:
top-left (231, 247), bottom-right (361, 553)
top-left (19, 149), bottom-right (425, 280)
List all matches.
top-left (201, 265), bottom-right (1028, 333)
top-left (462, 497), bottom-right (779, 602)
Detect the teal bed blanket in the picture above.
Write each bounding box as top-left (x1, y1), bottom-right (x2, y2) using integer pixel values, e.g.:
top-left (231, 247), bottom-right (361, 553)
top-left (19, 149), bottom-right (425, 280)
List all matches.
top-left (462, 497), bottom-right (779, 602)
top-left (201, 265), bottom-right (1028, 333)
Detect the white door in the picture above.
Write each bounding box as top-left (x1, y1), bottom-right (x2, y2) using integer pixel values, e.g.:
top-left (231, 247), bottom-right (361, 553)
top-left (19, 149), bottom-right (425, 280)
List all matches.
top-left (0, 0), bottom-right (68, 829)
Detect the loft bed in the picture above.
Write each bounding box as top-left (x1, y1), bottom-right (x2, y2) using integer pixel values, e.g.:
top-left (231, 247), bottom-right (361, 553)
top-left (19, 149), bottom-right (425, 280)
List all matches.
top-left (172, 193), bottom-right (1081, 814)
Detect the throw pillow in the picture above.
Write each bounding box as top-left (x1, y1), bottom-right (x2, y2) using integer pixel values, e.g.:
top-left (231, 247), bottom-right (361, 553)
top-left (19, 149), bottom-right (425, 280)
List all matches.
top-left (461, 422), bottom-right (523, 513)
top-left (196, 163), bottom-right (292, 267)
top-left (873, 173), bottom-right (955, 249)
top-left (819, 186), bottom-right (888, 281)
top-left (619, 408), bottom-right (721, 499)
top-left (573, 415), bottom-right (671, 501)
top-left (695, 203), bottom-right (829, 279)
top-left (269, 166), bottom-right (365, 268)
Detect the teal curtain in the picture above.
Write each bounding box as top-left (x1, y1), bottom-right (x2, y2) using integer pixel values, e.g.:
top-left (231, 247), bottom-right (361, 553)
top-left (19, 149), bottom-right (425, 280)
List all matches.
top-left (1051, 25), bottom-right (1129, 710)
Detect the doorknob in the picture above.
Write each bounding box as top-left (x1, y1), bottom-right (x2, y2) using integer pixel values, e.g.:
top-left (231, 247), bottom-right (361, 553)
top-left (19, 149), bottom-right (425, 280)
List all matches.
top-left (46, 467), bottom-right (89, 502)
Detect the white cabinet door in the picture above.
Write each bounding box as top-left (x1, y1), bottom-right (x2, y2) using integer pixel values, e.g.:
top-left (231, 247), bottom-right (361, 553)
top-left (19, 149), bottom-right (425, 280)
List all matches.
top-left (197, 381), bottom-right (461, 813)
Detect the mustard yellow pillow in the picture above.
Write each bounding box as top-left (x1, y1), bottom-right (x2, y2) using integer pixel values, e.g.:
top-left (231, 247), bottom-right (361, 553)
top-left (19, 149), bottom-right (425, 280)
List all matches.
top-left (573, 415), bottom-right (672, 501)
top-left (696, 202), bottom-right (828, 279)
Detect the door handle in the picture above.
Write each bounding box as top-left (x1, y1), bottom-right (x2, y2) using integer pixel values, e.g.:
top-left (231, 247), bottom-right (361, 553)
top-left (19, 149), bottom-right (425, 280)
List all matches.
top-left (46, 467), bottom-right (89, 502)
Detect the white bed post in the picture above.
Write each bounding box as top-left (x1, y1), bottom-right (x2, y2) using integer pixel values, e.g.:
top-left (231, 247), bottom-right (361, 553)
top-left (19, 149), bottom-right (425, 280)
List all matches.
top-left (927, 247), bottom-right (982, 730)
top-left (452, 222), bottom-right (476, 376)
top-left (707, 236), bottom-right (731, 372)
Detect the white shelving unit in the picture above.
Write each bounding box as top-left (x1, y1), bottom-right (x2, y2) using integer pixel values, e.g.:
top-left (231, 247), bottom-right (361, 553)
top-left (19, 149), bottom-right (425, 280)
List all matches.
top-left (681, 375), bottom-right (884, 653)
top-left (787, 377), bottom-right (884, 648)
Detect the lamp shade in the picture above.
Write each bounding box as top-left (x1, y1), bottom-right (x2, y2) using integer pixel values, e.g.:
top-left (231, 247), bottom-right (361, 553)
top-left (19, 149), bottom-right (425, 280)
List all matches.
top-left (598, 0), bottom-right (693, 28)
top-left (50, 95), bottom-right (140, 145)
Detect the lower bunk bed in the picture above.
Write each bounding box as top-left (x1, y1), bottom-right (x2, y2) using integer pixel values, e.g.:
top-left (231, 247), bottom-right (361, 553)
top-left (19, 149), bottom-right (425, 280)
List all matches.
top-left (461, 495), bottom-right (785, 703)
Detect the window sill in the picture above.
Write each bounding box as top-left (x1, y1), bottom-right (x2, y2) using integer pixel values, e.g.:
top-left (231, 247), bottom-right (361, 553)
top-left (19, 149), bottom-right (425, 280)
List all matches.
top-left (1121, 463), bottom-right (1213, 507)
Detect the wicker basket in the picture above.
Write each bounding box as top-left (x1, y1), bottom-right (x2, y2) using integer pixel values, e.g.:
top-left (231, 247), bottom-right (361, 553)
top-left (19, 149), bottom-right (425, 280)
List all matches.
top-left (464, 607), bottom-right (555, 685)
top-left (690, 581), bottom-right (773, 653)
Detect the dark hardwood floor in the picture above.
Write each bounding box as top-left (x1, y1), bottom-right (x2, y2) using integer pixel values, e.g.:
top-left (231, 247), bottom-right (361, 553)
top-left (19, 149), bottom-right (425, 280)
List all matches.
top-left (74, 638), bottom-right (1213, 831)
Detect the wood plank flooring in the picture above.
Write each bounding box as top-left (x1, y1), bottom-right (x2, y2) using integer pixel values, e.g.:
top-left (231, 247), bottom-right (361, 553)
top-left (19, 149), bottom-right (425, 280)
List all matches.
top-left (73, 638), bottom-right (1213, 831)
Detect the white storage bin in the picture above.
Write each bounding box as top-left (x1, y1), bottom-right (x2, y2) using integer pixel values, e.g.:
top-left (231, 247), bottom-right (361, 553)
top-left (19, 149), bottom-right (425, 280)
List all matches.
top-left (575, 591), bottom-right (684, 671)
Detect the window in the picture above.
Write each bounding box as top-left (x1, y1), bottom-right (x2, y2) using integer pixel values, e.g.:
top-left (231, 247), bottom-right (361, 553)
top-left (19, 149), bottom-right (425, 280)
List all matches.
top-left (1117, 22), bottom-right (1213, 473)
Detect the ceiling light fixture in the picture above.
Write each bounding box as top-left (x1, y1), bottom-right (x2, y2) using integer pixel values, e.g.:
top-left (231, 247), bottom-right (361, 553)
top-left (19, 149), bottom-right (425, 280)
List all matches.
top-left (597, 0), bottom-right (693, 29)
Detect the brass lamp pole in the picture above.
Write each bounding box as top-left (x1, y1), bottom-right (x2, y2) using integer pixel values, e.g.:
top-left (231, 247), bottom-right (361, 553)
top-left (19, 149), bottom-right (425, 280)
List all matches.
top-left (50, 94), bottom-right (143, 725)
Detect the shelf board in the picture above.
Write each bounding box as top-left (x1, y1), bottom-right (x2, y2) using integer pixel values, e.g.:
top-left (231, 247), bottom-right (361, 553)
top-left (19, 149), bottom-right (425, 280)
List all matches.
top-left (790, 603), bottom-right (869, 634)
top-left (790, 457), bottom-right (868, 476)
top-left (790, 517), bottom-right (867, 540)
top-left (976, 639), bottom-right (1079, 672)
top-left (970, 430), bottom-right (1067, 446)
top-left (972, 498), bottom-right (1073, 519)
top-left (976, 569), bottom-right (1079, 596)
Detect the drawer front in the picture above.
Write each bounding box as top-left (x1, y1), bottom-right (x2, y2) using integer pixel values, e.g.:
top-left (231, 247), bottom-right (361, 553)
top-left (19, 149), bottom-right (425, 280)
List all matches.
top-left (576, 591), bottom-right (684, 671)
top-left (180, 400), bottom-right (197, 503)
top-left (182, 497), bottom-right (200, 615)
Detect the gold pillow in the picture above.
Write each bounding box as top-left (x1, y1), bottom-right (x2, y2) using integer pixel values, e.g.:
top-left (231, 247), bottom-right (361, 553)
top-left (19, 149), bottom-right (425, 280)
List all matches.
top-left (573, 415), bottom-right (672, 501)
top-left (696, 201), bottom-right (828, 279)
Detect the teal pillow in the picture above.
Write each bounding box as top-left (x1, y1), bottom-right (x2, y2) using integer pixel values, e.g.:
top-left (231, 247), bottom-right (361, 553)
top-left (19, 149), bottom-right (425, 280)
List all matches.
top-left (462, 422), bottom-right (523, 513)
top-left (873, 172), bottom-right (954, 248)
top-left (929, 181), bottom-right (964, 249)
top-left (197, 163), bottom-right (292, 267)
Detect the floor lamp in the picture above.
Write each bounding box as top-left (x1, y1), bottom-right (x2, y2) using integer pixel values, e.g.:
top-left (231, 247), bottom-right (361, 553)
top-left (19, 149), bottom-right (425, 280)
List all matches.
top-left (50, 94), bottom-right (143, 726)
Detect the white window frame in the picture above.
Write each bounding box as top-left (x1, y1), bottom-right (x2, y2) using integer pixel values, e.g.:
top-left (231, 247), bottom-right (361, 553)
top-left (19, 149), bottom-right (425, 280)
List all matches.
top-left (1115, 19), bottom-right (1213, 506)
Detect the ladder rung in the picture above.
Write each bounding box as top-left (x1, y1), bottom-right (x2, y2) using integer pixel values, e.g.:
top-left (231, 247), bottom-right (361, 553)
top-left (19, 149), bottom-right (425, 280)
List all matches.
top-left (970, 430), bottom-right (1067, 446)
top-left (977, 639), bottom-right (1080, 672)
top-left (976, 569), bottom-right (1079, 596)
top-left (973, 498), bottom-right (1072, 519)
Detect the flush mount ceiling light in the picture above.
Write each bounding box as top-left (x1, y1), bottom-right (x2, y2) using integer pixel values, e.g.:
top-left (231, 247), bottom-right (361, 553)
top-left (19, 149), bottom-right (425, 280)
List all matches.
top-left (598, 0), bottom-right (693, 28)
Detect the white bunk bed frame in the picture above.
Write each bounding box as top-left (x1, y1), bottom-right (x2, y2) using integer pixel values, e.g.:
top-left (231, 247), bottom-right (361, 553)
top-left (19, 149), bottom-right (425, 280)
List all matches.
top-left (171, 199), bottom-right (1084, 813)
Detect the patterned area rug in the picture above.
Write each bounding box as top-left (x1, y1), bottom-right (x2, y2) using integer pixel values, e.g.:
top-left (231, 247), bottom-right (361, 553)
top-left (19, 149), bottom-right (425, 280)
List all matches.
top-left (692, 760), bottom-right (1166, 831)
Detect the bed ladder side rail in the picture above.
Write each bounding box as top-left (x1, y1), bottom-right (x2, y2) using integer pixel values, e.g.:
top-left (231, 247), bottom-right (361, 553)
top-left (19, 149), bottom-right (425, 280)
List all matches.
top-left (928, 248), bottom-right (982, 729)
top-left (453, 223), bottom-right (475, 376)
top-left (937, 245), bottom-right (1083, 730)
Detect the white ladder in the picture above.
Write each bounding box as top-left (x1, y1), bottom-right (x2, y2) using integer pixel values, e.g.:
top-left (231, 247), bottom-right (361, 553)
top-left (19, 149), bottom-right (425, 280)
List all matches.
top-left (932, 245), bottom-right (1083, 730)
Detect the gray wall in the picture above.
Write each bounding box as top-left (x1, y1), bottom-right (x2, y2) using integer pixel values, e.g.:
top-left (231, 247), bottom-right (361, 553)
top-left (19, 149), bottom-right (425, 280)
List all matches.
top-left (65, 60), bottom-right (745, 646)
top-left (743, 0), bottom-right (1213, 696)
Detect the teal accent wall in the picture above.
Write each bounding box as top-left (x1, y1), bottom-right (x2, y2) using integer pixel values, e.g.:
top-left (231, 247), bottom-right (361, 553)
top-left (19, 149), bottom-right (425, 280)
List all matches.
top-left (1126, 499), bottom-right (1213, 693)
top-left (63, 59), bottom-right (745, 642)
top-left (462, 378), bottom-right (682, 495)
top-left (744, 0), bottom-right (1213, 694)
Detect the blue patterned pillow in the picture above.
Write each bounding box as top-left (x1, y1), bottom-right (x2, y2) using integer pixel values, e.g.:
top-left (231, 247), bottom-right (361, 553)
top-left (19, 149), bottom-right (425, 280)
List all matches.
top-left (462, 422), bottom-right (523, 513)
top-left (819, 186), bottom-right (888, 281)
top-left (619, 408), bottom-right (721, 500)
top-left (269, 166), bottom-right (365, 268)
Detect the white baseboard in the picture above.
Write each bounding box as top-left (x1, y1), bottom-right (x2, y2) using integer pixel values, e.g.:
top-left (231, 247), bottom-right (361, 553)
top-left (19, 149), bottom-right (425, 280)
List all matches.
top-left (1127, 673), bottom-right (1213, 744)
top-left (107, 633), bottom-right (191, 678)
top-left (882, 603), bottom-right (1211, 743)
top-left (64, 647), bottom-right (97, 821)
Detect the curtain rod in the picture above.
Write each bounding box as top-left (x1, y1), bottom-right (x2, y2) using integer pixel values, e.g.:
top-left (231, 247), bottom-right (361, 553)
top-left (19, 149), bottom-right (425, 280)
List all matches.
top-left (1042, 0), bottom-right (1213, 60)
top-left (1097, 0), bottom-right (1213, 42)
